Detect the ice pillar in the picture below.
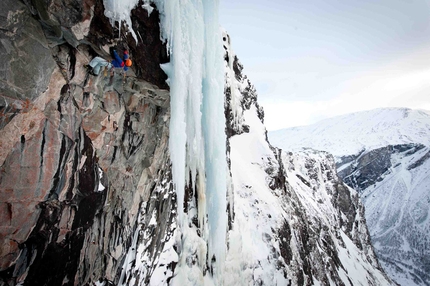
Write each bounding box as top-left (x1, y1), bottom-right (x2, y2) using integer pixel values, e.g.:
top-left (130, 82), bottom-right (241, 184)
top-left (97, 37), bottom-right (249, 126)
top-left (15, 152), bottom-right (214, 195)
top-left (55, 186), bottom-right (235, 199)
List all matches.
top-left (157, 0), bottom-right (227, 282)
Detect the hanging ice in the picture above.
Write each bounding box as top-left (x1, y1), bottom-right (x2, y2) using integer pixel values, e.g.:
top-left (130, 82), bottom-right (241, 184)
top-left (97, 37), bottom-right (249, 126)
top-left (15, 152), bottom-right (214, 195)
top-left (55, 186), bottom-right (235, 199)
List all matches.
top-left (103, 0), bottom-right (139, 42)
top-left (103, 0), bottom-right (228, 283)
top-left (155, 0), bottom-right (228, 283)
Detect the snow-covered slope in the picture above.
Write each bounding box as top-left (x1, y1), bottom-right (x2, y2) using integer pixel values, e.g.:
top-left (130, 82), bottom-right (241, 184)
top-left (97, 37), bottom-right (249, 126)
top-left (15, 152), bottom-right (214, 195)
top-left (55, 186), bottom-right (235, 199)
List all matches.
top-left (226, 107), bottom-right (391, 285)
top-left (269, 108), bottom-right (430, 286)
top-left (269, 108), bottom-right (430, 157)
top-left (222, 33), bottom-right (392, 285)
top-left (361, 144), bottom-right (430, 286)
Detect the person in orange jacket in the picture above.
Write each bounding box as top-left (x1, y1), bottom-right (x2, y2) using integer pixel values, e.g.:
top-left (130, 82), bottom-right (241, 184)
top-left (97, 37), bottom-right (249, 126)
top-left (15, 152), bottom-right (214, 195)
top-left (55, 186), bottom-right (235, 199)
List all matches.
top-left (111, 49), bottom-right (132, 71)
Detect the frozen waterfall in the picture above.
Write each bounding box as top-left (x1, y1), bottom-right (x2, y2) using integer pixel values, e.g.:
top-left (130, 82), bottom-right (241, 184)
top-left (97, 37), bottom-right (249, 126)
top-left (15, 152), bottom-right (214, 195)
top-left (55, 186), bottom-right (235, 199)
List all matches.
top-left (156, 0), bottom-right (227, 282)
top-left (103, 0), bottom-right (227, 284)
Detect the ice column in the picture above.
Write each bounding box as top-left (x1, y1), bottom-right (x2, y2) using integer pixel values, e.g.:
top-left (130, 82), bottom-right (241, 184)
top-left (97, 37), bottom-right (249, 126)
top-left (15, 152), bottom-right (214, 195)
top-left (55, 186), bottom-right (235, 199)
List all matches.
top-left (156, 0), bottom-right (227, 280)
top-left (201, 0), bottom-right (227, 276)
top-left (156, 0), bottom-right (205, 225)
top-left (104, 0), bottom-right (227, 281)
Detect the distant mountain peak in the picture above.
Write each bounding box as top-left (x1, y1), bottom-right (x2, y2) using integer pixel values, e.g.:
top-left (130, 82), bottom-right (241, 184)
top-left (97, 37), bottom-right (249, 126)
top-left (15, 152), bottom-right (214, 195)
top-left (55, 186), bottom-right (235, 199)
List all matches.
top-left (270, 107), bottom-right (430, 157)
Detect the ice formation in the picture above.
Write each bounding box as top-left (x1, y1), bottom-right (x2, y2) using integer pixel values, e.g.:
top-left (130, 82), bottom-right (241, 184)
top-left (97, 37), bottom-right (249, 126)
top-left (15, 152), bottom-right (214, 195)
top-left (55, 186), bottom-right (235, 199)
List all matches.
top-left (156, 0), bottom-right (227, 282)
top-left (103, 0), bottom-right (139, 42)
top-left (104, 0), bottom-right (227, 283)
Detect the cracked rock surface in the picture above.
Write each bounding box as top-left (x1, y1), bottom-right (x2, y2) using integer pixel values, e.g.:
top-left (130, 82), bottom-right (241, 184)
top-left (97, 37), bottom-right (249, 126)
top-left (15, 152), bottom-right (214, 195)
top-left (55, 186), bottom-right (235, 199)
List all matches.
top-left (0, 0), bottom-right (172, 284)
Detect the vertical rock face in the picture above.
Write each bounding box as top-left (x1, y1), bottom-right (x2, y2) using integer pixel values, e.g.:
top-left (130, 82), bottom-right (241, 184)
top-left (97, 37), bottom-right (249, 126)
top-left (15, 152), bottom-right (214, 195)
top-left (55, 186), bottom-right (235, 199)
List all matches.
top-left (0, 0), bottom-right (172, 285)
top-left (0, 0), bottom-right (56, 129)
top-left (337, 145), bottom-right (419, 192)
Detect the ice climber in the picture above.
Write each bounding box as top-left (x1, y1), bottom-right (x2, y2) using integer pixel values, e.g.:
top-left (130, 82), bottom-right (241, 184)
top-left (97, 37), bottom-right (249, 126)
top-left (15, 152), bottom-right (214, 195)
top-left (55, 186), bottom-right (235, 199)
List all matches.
top-left (87, 49), bottom-right (132, 77)
top-left (111, 49), bottom-right (132, 71)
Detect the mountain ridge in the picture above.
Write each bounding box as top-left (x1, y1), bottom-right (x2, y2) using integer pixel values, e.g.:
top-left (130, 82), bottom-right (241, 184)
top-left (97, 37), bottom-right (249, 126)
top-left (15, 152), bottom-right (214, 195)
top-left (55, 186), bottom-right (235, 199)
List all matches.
top-left (270, 107), bottom-right (430, 157)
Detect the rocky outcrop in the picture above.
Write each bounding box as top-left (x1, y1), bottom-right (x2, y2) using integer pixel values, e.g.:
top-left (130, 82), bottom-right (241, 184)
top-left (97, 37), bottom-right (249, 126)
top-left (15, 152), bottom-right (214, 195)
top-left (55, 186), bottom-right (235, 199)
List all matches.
top-left (337, 144), bottom-right (425, 192)
top-left (223, 33), bottom-right (264, 139)
top-left (0, 0), bottom-right (171, 285)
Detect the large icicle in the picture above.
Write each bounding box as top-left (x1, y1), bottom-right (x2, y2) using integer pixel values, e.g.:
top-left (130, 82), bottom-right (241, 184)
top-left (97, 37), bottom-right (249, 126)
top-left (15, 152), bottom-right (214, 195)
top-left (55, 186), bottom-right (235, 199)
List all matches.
top-left (157, 0), bottom-right (206, 225)
top-left (155, 0), bottom-right (227, 284)
top-left (201, 0), bottom-right (227, 278)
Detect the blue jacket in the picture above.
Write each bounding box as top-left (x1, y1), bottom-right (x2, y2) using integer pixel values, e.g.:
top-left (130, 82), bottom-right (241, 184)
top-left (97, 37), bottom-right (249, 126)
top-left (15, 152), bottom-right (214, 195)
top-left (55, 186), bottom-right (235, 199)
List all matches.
top-left (111, 50), bottom-right (129, 71)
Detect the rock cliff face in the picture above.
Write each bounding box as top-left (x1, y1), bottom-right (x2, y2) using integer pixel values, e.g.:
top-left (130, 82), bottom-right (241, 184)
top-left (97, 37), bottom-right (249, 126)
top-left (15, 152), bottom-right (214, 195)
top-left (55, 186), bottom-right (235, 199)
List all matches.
top-left (1, 1), bottom-right (392, 285)
top-left (337, 144), bottom-right (425, 192)
top-left (1, 0), bottom-right (172, 285)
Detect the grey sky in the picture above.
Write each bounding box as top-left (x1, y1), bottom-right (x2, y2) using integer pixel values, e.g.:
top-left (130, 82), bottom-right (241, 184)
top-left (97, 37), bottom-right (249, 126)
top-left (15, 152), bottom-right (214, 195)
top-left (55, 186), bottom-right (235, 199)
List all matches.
top-left (219, 0), bottom-right (430, 130)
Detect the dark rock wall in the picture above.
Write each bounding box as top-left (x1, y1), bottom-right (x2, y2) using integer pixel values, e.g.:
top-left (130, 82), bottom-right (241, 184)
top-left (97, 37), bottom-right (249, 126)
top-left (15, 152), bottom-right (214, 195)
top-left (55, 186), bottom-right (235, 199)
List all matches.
top-left (0, 0), bottom-right (172, 285)
top-left (337, 143), bottom-right (425, 192)
top-left (0, 0), bottom-right (56, 128)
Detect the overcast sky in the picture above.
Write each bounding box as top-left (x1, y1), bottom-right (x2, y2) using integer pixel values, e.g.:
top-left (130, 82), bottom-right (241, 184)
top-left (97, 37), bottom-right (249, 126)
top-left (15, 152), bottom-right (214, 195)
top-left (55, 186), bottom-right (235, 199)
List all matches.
top-left (219, 0), bottom-right (430, 130)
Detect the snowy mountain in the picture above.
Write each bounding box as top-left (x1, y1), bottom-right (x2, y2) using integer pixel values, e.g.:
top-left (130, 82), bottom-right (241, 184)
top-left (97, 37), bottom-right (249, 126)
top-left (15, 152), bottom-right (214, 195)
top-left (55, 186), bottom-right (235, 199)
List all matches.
top-left (269, 108), bottom-right (430, 285)
top-left (270, 108), bottom-right (430, 157)
top-left (0, 0), bottom-right (392, 285)
top-left (222, 32), bottom-right (391, 285)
